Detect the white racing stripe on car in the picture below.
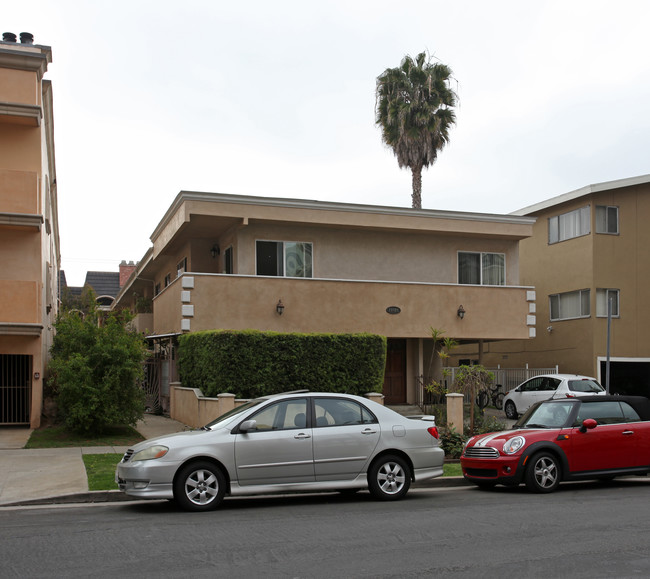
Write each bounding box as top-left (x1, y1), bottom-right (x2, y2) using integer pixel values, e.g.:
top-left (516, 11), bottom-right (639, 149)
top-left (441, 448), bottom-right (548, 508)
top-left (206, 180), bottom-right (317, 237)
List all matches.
top-left (474, 430), bottom-right (516, 446)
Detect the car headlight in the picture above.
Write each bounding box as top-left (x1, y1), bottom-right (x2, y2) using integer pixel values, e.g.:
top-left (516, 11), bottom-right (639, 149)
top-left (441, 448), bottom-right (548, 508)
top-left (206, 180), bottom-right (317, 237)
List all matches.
top-left (131, 445), bottom-right (169, 461)
top-left (503, 436), bottom-right (525, 455)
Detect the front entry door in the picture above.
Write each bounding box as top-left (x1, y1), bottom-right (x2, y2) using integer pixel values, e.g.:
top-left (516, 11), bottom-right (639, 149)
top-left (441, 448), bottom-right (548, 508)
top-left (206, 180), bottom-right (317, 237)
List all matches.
top-left (383, 339), bottom-right (407, 405)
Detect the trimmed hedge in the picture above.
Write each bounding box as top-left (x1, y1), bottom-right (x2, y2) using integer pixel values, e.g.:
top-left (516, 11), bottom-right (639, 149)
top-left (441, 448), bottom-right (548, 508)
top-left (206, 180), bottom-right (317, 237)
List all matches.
top-left (177, 330), bottom-right (387, 399)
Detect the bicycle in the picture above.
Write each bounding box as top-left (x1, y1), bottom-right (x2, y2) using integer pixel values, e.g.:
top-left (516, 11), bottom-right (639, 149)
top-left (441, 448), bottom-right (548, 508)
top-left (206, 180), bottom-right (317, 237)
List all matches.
top-left (476, 384), bottom-right (504, 410)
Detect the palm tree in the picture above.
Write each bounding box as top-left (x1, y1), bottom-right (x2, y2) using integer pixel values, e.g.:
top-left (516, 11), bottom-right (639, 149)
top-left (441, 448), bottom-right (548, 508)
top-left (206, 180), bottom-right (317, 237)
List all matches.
top-left (376, 52), bottom-right (457, 209)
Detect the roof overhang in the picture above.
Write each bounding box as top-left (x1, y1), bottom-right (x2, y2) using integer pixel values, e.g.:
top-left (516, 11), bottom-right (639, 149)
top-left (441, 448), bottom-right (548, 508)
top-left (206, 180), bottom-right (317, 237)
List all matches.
top-left (0, 323), bottom-right (43, 336)
top-left (512, 173), bottom-right (650, 216)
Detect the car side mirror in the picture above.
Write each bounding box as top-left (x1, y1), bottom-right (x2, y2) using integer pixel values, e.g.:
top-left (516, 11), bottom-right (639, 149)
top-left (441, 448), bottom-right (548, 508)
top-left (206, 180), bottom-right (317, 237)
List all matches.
top-left (239, 419), bottom-right (257, 433)
top-left (579, 418), bottom-right (597, 433)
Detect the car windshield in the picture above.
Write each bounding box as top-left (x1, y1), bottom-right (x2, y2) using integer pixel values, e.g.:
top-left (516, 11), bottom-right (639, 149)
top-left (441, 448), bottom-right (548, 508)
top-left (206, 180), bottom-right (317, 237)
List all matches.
top-left (203, 398), bottom-right (265, 430)
top-left (568, 379), bottom-right (604, 393)
top-left (514, 401), bottom-right (575, 429)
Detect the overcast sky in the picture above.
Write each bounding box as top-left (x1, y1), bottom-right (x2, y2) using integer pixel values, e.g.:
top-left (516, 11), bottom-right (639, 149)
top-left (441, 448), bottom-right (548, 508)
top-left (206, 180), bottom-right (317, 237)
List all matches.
top-left (5, 0), bottom-right (650, 286)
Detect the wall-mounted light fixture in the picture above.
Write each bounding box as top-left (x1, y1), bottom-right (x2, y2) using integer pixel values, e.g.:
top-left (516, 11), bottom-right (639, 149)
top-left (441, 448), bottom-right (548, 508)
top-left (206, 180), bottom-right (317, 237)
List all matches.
top-left (276, 300), bottom-right (285, 316)
top-left (211, 244), bottom-right (220, 258)
top-left (547, 326), bottom-right (553, 333)
top-left (457, 305), bottom-right (466, 320)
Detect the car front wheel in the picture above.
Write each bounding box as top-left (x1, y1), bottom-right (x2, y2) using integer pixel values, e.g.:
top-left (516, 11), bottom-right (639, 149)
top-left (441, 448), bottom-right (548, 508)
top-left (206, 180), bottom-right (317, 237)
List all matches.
top-left (525, 452), bottom-right (561, 493)
top-left (368, 455), bottom-right (411, 500)
top-left (174, 461), bottom-right (226, 512)
top-left (504, 400), bottom-right (518, 420)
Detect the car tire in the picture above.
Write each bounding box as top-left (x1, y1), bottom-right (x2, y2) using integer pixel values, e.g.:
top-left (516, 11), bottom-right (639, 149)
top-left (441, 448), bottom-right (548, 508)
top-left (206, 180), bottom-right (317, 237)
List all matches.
top-left (504, 400), bottom-right (518, 420)
top-left (368, 455), bottom-right (411, 501)
top-left (173, 461), bottom-right (226, 512)
top-left (525, 452), bottom-right (561, 493)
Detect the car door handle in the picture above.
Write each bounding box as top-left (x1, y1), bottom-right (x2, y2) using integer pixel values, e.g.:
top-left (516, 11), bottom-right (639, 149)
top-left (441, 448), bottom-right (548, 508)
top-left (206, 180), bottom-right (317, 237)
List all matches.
top-left (294, 433), bottom-right (311, 440)
top-left (622, 430), bottom-right (635, 435)
top-left (361, 428), bottom-right (378, 435)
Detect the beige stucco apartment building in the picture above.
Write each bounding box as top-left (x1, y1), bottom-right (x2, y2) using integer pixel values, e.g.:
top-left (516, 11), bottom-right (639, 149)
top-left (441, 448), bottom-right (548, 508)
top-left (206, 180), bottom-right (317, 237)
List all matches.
top-left (0, 33), bottom-right (59, 427)
top-left (115, 191), bottom-right (536, 407)
top-left (466, 174), bottom-right (650, 395)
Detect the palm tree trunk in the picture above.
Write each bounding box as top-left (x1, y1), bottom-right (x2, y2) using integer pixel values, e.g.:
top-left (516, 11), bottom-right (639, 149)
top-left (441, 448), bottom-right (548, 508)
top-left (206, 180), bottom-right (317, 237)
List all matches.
top-left (411, 165), bottom-right (423, 209)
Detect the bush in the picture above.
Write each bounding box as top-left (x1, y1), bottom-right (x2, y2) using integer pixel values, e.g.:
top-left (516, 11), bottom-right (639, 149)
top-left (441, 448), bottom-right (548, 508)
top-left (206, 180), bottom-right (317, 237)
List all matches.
top-left (177, 330), bottom-right (386, 398)
top-left (48, 310), bottom-right (147, 434)
top-left (439, 428), bottom-right (467, 459)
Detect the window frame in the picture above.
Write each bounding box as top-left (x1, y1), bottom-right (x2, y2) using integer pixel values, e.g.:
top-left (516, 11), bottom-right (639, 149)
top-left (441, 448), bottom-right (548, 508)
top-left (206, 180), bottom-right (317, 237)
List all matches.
top-left (595, 205), bottom-right (619, 235)
top-left (549, 289), bottom-right (591, 321)
top-left (224, 246), bottom-right (234, 274)
top-left (548, 206), bottom-right (591, 244)
top-left (458, 251), bottom-right (506, 286)
top-left (177, 257), bottom-right (187, 278)
top-left (596, 288), bottom-right (620, 318)
top-left (255, 240), bottom-right (313, 278)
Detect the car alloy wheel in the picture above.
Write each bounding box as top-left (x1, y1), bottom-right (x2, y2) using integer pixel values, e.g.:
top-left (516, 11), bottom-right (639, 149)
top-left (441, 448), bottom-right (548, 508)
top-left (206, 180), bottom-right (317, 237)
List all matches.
top-left (504, 400), bottom-right (518, 420)
top-left (174, 461), bottom-right (226, 511)
top-left (368, 455), bottom-right (411, 500)
top-left (525, 452), bottom-right (560, 493)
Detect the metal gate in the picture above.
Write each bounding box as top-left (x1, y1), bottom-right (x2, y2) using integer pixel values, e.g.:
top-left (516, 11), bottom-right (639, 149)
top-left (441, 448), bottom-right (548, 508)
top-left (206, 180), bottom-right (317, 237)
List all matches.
top-left (0, 354), bottom-right (32, 425)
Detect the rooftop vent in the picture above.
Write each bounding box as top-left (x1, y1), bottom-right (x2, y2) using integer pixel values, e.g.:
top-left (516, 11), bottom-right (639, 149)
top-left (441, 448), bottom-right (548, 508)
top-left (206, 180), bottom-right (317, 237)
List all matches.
top-left (20, 32), bottom-right (34, 44)
top-left (2, 32), bottom-right (17, 43)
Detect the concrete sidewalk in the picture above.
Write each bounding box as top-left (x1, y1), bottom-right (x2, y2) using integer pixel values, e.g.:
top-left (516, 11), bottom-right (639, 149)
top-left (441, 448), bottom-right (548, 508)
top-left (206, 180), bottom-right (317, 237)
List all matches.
top-left (0, 414), bottom-right (187, 506)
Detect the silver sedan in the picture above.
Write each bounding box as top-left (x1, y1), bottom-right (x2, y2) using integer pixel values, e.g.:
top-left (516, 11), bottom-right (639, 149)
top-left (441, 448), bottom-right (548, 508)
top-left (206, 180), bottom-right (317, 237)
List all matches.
top-left (116, 391), bottom-right (444, 511)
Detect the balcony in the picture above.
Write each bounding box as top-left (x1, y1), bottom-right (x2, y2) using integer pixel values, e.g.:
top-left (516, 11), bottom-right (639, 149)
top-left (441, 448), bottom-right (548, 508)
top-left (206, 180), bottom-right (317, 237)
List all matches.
top-left (151, 274), bottom-right (535, 341)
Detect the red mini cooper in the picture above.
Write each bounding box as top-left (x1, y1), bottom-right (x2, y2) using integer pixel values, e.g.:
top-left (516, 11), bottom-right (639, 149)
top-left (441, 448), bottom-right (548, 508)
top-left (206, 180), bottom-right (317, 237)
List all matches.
top-left (461, 395), bottom-right (650, 493)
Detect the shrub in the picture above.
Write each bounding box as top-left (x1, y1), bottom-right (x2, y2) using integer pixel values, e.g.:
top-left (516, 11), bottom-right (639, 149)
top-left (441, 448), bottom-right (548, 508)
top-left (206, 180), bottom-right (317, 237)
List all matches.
top-left (439, 428), bottom-right (467, 459)
top-left (48, 309), bottom-right (147, 434)
top-left (178, 330), bottom-right (386, 398)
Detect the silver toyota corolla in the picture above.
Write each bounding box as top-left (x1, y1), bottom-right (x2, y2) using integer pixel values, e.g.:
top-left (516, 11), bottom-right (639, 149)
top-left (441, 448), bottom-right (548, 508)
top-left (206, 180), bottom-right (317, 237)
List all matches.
top-left (116, 391), bottom-right (444, 511)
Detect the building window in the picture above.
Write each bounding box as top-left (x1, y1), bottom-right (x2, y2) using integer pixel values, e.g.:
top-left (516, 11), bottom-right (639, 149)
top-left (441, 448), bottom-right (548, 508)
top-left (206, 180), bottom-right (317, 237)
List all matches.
top-left (177, 257), bottom-right (187, 277)
top-left (549, 289), bottom-right (590, 321)
top-left (224, 246), bottom-right (234, 274)
top-left (256, 241), bottom-right (313, 278)
top-left (458, 252), bottom-right (505, 285)
top-left (596, 289), bottom-right (620, 318)
top-left (164, 273), bottom-right (172, 288)
top-left (154, 283), bottom-right (161, 296)
top-left (596, 206), bottom-right (619, 235)
top-left (548, 206), bottom-right (590, 244)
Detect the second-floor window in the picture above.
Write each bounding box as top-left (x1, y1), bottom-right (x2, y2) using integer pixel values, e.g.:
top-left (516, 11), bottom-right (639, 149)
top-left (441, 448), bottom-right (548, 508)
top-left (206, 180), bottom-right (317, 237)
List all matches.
top-left (548, 206), bottom-right (590, 244)
top-left (596, 205), bottom-right (619, 234)
top-left (256, 241), bottom-right (313, 278)
top-left (177, 257), bottom-right (187, 277)
top-left (458, 252), bottom-right (505, 285)
top-left (164, 273), bottom-right (172, 288)
top-left (224, 246), bottom-right (234, 274)
top-left (596, 288), bottom-right (620, 317)
top-left (549, 289), bottom-right (590, 321)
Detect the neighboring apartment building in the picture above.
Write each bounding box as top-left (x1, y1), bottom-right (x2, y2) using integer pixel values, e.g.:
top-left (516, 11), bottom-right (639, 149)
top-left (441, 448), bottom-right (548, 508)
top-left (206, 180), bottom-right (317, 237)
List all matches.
top-left (0, 33), bottom-right (59, 427)
top-left (470, 174), bottom-right (650, 394)
top-left (59, 261), bottom-right (138, 309)
top-left (114, 191), bottom-right (536, 408)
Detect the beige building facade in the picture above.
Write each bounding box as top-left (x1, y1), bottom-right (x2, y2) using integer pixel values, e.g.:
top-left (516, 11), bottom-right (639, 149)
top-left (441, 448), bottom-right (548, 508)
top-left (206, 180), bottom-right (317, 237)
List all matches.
top-left (470, 174), bottom-right (650, 394)
top-left (115, 191), bottom-right (536, 406)
top-left (0, 33), bottom-right (59, 427)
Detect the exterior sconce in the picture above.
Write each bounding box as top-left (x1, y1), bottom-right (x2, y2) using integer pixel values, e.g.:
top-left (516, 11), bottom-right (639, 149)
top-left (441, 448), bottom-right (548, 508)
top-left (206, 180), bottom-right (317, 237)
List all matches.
top-left (457, 305), bottom-right (466, 320)
top-left (211, 244), bottom-right (220, 258)
top-left (276, 300), bottom-right (285, 316)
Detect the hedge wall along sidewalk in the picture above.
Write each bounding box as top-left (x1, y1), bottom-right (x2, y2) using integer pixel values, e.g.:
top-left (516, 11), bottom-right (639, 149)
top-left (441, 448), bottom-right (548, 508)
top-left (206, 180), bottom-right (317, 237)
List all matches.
top-left (177, 330), bottom-right (387, 399)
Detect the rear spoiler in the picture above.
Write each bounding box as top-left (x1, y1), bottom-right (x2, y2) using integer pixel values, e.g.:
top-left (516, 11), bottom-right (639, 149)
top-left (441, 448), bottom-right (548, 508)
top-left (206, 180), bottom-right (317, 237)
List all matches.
top-left (406, 414), bottom-right (436, 425)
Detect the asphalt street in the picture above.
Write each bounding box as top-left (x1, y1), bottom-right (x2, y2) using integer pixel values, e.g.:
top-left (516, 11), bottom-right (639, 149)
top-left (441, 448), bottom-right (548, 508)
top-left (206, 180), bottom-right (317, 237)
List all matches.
top-left (2, 480), bottom-right (650, 578)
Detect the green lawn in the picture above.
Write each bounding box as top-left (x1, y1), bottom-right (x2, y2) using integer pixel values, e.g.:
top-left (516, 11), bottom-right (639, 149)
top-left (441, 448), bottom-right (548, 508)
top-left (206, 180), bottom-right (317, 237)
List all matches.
top-left (25, 424), bottom-right (144, 449)
top-left (83, 454), bottom-right (123, 491)
top-left (443, 462), bottom-right (462, 477)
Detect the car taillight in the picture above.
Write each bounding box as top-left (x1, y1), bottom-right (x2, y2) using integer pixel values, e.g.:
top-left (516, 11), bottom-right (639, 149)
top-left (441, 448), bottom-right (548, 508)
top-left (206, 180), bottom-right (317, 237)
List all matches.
top-left (427, 426), bottom-right (439, 439)
top-left (566, 394), bottom-right (576, 398)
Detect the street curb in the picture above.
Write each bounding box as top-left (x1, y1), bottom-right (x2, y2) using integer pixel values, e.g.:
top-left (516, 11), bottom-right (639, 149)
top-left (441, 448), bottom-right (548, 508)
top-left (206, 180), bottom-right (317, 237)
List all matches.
top-left (1, 477), bottom-right (472, 507)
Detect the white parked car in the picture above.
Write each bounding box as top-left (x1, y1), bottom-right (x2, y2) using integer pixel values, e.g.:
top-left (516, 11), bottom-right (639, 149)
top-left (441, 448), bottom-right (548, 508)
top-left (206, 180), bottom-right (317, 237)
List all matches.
top-left (503, 374), bottom-right (605, 419)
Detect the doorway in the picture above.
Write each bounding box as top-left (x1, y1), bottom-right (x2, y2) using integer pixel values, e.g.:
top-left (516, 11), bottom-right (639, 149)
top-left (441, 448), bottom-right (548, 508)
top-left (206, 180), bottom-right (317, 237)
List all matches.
top-left (383, 339), bottom-right (407, 405)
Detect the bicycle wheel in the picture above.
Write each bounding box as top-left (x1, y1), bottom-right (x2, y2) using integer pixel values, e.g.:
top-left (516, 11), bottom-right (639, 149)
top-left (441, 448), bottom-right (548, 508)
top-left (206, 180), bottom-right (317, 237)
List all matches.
top-left (476, 390), bottom-right (489, 409)
top-left (494, 392), bottom-right (504, 410)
